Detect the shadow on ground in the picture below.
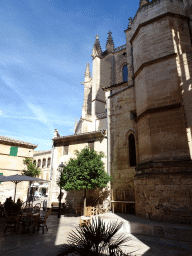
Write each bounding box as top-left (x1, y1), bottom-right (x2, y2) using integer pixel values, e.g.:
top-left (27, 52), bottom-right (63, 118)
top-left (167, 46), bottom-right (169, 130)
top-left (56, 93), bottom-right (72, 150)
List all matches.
top-left (112, 213), bottom-right (192, 256)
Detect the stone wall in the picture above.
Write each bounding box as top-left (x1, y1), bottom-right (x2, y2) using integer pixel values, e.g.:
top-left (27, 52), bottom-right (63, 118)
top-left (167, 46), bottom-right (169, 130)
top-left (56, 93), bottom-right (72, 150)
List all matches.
top-left (131, 0), bottom-right (192, 223)
top-left (108, 85), bottom-right (136, 212)
top-left (135, 162), bottom-right (192, 223)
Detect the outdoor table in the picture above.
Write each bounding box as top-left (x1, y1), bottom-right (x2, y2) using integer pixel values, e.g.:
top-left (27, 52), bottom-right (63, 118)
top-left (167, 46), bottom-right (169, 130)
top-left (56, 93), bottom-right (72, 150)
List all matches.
top-left (111, 201), bottom-right (135, 214)
top-left (18, 212), bottom-right (40, 234)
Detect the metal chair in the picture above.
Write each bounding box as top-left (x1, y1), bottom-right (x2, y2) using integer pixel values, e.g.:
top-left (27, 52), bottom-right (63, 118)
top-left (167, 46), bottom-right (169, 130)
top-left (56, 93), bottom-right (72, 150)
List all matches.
top-left (37, 208), bottom-right (51, 233)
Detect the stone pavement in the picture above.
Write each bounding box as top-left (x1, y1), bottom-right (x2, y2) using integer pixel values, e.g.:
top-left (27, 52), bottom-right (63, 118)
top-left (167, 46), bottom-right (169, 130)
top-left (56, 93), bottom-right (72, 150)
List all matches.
top-left (0, 212), bottom-right (191, 256)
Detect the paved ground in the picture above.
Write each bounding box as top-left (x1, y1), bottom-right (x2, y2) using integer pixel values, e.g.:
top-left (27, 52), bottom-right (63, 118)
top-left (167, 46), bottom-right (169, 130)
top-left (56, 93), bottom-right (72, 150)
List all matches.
top-left (0, 212), bottom-right (192, 256)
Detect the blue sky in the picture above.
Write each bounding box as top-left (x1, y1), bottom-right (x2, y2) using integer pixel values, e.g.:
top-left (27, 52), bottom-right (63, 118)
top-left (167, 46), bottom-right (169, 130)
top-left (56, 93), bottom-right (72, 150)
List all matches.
top-left (0, 0), bottom-right (139, 151)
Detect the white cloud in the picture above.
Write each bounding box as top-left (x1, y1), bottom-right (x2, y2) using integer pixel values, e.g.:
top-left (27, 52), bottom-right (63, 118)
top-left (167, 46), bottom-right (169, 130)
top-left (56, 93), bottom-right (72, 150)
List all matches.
top-left (0, 110), bottom-right (3, 115)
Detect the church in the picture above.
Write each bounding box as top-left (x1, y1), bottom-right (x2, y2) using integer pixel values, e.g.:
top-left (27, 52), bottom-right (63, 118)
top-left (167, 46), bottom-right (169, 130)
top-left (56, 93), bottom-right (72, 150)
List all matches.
top-left (51, 0), bottom-right (192, 223)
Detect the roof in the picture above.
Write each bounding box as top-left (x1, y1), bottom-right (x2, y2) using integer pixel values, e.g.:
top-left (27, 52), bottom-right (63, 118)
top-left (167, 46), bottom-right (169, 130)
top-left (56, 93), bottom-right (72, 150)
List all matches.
top-left (33, 150), bottom-right (52, 156)
top-left (102, 81), bottom-right (128, 91)
top-left (53, 130), bottom-right (106, 145)
top-left (0, 136), bottom-right (38, 149)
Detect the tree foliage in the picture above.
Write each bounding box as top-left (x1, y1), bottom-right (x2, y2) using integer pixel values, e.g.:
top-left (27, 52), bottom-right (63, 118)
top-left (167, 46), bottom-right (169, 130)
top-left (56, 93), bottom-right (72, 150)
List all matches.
top-left (59, 147), bottom-right (112, 191)
top-left (22, 158), bottom-right (41, 177)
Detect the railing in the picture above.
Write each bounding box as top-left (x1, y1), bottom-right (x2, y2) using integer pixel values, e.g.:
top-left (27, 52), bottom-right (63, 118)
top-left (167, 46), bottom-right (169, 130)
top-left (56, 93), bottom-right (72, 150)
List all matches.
top-left (114, 44), bottom-right (126, 52)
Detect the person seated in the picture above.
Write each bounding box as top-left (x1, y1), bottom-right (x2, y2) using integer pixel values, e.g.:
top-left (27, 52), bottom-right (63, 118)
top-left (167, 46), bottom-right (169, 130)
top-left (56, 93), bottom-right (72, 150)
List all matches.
top-left (4, 198), bottom-right (14, 216)
top-left (16, 199), bottom-right (22, 213)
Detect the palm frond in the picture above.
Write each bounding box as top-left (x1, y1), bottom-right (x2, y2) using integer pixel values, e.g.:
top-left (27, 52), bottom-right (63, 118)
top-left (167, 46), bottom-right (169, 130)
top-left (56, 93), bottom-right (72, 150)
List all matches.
top-left (57, 217), bottom-right (132, 256)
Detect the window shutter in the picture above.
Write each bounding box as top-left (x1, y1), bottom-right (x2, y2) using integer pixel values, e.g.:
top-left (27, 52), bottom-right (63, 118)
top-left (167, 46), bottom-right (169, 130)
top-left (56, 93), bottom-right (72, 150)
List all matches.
top-left (10, 146), bottom-right (18, 156)
top-left (0, 173), bottom-right (3, 184)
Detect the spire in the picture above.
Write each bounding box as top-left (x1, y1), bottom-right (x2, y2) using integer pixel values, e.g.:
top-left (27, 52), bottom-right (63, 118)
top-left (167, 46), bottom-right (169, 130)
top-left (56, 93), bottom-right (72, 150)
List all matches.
top-left (139, 0), bottom-right (149, 7)
top-left (92, 34), bottom-right (102, 58)
top-left (106, 30), bottom-right (114, 52)
top-left (74, 118), bottom-right (78, 133)
top-left (84, 63), bottom-right (91, 81)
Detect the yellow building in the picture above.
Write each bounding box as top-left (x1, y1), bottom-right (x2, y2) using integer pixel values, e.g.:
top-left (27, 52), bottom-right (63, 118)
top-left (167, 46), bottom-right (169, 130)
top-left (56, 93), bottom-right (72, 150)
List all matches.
top-left (0, 136), bottom-right (37, 203)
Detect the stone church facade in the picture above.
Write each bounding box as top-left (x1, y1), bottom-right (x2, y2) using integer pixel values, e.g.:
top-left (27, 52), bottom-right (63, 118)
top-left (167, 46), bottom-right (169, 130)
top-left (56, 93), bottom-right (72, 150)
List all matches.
top-left (50, 0), bottom-right (192, 223)
top-left (102, 0), bottom-right (192, 223)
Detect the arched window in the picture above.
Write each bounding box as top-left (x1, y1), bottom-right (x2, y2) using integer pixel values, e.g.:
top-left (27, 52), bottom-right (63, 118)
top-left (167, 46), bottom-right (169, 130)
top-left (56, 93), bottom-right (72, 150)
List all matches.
top-left (42, 158), bottom-right (46, 168)
top-left (129, 134), bottom-right (136, 167)
top-left (37, 159), bottom-right (41, 168)
top-left (47, 158), bottom-right (51, 167)
top-left (122, 65), bottom-right (128, 82)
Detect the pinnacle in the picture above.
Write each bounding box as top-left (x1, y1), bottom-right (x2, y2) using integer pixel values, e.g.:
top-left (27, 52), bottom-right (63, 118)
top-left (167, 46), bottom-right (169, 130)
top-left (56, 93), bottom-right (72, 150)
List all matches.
top-left (106, 30), bottom-right (114, 52)
top-left (92, 34), bottom-right (102, 58)
top-left (84, 63), bottom-right (91, 79)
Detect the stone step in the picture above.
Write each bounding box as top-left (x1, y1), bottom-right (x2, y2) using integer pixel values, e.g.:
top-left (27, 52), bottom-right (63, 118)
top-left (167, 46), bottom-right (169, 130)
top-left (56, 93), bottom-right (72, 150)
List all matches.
top-left (98, 213), bottom-right (192, 249)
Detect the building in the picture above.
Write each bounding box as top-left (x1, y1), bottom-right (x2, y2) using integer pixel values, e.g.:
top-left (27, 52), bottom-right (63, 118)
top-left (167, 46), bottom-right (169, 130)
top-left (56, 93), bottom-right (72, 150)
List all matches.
top-left (102, 0), bottom-right (192, 223)
top-left (32, 150), bottom-right (52, 201)
top-left (52, 0), bottom-right (192, 223)
top-left (0, 136), bottom-right (37, 203)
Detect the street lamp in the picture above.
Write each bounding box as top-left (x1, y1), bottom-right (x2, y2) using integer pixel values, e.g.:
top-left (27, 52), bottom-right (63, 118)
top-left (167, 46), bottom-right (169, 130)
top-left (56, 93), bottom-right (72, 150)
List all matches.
top-left (57, 162), bottom-right (65, 218)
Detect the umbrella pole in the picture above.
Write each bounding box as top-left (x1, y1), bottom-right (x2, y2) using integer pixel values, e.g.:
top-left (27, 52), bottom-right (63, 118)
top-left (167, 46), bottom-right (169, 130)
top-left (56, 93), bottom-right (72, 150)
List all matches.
top-left (14, 182), bottom-right (17, 203)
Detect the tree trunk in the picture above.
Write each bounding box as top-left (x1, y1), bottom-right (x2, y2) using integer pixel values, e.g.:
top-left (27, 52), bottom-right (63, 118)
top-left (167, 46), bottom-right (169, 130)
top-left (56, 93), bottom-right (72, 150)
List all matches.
top-left (83, 189), bottom-right (86, 216)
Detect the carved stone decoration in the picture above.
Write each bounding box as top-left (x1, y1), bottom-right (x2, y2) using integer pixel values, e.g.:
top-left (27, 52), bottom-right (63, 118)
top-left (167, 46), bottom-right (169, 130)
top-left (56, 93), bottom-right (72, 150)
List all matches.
top-left (127, 17), bottom-right (133, 30)
top-left (106, 30), bottom-right (115, 52)
top-left (139, 0), bottom-right (149, 7)
top-left (92, 34), bottom-right (102, 58)
top-left (84, 63), bottom-right (91, 80)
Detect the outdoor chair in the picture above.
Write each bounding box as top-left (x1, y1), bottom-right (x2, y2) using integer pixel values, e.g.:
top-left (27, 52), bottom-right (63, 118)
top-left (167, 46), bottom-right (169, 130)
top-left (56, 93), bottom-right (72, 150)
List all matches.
top-left (34, 203), bottom-right (41, 209)
top-left (79, 206), bottom-right (92, 227)
top-left (4, 209), bottom-right (20, 233)
top-left (75, 204), bottom-right (83, 216)
top-left (18, 213), bottom-right (34, 236)
top-left (33, 206), bottom-right (40, 214)
top-left (98, 205), bottom-right (108, 214)
top-left (37, 208), bottom-right (52, 233)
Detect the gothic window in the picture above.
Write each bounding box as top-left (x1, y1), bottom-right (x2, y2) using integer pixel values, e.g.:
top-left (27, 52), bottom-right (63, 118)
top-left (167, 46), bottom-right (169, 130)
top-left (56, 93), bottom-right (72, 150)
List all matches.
top-left (129, 134), bottom-right (136, 167)
top-left (122, 65), bottom-right (128, 82)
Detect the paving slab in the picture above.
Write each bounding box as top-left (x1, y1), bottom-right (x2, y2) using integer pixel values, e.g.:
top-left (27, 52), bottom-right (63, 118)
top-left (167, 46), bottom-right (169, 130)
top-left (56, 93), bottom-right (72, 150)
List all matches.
top-left (0, 213), bottom-right (191, 256)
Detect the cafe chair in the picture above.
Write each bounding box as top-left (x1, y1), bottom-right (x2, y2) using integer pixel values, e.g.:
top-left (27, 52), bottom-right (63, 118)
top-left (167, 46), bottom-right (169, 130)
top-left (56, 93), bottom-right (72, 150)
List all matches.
top-left (18, 214), bottom-right (34, 236)
top-left (37, 208), bottom-right (51, 233)
top-left (4, 209), bottom-right (19, 233)
top-left (79, 206), bottom-right (92, 227)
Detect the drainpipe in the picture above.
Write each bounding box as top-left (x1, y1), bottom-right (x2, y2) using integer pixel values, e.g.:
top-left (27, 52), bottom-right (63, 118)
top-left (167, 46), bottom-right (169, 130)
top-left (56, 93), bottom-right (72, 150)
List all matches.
top-left (50, 140), bottom-right (54, 180)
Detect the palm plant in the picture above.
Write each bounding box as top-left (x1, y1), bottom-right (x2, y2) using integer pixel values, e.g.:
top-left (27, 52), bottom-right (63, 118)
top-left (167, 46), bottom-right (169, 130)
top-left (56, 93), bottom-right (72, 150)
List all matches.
top-left (57, 217), bottom-right (132, 256)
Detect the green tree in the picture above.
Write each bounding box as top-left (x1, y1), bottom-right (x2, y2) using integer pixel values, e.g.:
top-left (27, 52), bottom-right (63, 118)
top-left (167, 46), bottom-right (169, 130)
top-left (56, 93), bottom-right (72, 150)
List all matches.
top-left (22, 158), bottom-right (41, 177)
top-left (22, 158), bottom-right (41, 201)
top-left (59, 147), bottom-right (112, 214)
